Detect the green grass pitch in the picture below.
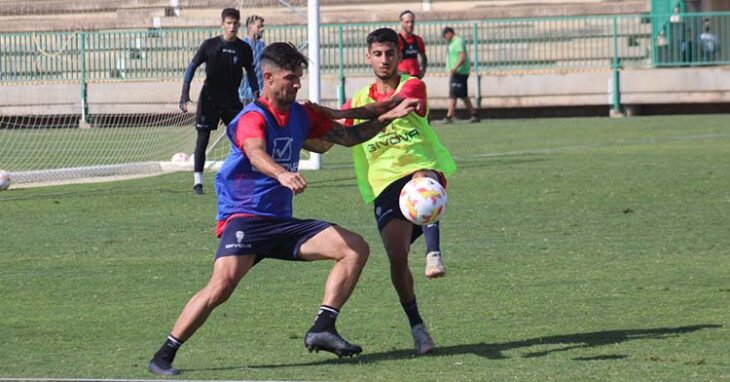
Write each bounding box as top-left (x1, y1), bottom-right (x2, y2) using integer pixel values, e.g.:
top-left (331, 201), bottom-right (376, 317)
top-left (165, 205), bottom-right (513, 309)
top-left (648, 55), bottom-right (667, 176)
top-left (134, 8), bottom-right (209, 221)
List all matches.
top-left (1, 114), bottom-right (729, 381)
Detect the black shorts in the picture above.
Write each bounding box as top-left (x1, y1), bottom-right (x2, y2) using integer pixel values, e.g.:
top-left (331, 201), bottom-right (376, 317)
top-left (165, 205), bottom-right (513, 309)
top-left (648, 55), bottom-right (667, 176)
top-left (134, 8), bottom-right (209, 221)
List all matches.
top-left (215, 216), bottom-right (332, 263)
top-left (196, 86), bottom-right (243, 131)
top-left (449, 73), bottom-right (469, 98)
top-left (373, 172), bottom-right (446, 243)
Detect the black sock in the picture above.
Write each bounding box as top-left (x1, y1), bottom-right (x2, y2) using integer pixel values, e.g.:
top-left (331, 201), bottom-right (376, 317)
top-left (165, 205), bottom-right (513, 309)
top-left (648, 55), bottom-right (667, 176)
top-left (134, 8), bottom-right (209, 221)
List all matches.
top-left (401, 298), bottom-right (424, 327)
top-left (152, 335), bottom-right (183, 364)
top-left (193, 130), bottom-right (211, 173)
top-left (423, 222), bottom-right (441, 255)
top-left (310, 305), bottom-right (339, 332)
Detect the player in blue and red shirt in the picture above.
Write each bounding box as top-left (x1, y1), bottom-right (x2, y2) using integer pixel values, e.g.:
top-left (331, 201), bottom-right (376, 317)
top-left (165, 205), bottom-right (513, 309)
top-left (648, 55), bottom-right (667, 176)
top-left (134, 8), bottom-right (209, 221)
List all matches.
top-left (148, 42), bottom-right (419, 376)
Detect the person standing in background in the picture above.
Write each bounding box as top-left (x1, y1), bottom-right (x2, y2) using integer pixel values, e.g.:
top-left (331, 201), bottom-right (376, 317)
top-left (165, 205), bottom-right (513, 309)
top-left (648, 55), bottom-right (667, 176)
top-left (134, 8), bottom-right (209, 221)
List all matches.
top-left (699, 18), bottom-right (718, 63)
top-left (239, 15), bottom-right (265, 105)
top-left (439, 26), bottom-right (479, 124)
top-left (397, 10), bottom-right (428, 79)
top-left (179, 8), bottom-right (259, 195)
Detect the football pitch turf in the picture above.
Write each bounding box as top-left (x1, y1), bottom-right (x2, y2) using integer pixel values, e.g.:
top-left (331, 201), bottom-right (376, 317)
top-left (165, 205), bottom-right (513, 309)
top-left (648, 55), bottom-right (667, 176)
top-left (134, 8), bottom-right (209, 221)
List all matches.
top-left (1, 115), bottom-right (729, 381)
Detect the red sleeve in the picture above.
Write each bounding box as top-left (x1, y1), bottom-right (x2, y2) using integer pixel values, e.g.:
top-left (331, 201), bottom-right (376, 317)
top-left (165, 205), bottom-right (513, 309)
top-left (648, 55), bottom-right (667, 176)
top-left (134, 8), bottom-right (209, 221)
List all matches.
top-left (302, 103), bottom-right (335, 139)
top-left (341, 99), bottom-right (354, 127)
top-left (234, 112), bottom-right (266, 150)
top-left (416, 36), bottom-right (426, 54)
top-left (398, 79), bottom-right (428, 117)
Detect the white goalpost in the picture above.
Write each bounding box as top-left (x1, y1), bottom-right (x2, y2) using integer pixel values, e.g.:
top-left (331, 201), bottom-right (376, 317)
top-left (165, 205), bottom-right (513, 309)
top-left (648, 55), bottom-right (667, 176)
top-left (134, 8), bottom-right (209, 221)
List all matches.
top-left (0, 1), bottom-right (323, 189)
top-left (301, 0), bottom-right (322, 170)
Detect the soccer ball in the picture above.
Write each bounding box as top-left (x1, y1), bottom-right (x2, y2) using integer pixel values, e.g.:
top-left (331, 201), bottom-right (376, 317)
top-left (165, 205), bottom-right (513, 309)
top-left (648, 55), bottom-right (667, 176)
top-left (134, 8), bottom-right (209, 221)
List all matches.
top-left (0, 170), bottom-right (11, 191)
top-left (171, 152), bottom-right (190, 164)
top-left (398, 177), bottom-right (447, 225)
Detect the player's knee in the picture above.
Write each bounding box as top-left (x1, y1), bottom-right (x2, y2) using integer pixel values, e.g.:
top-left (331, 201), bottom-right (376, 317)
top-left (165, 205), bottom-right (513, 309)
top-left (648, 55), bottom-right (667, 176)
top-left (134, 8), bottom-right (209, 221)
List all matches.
top-left (343, 233), bottom-right (370, 266)
top-left (386, 250), bottom-right (409, 269)
top-left (205, 278), bottom-right (237, 306)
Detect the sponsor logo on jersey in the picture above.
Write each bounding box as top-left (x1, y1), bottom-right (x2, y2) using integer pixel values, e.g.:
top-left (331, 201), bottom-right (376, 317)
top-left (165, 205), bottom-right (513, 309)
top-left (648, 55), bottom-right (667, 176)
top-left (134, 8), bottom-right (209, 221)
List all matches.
top-left (366, 128), bottom-right (420, 153)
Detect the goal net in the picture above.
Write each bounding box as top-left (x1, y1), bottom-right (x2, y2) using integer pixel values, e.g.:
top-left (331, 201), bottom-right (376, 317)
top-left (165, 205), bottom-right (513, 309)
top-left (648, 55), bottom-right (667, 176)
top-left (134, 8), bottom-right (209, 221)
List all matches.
top-left (0, 0), bottom-right (319, 189)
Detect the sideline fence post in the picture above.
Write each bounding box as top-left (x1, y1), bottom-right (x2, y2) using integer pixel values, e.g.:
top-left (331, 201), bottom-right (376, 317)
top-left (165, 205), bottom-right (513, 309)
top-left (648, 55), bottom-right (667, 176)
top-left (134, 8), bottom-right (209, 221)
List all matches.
top-left (338, 24), bottom-right (346, 107)
top-left (79, 31), bottom-right (90, 127)
top-left (611, 16), bottom-right (623, 116)
top-left (473, 22), bottom-right (481, 109)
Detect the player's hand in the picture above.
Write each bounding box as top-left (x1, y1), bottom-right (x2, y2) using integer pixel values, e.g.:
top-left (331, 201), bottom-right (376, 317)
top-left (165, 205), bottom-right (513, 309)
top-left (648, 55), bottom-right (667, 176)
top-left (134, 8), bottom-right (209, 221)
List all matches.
top-left (179, 93), bottom-right (190, 113)
top-left (276, 171), bottom-right (307, 194)
top-left (378, 97), bottom-right (420, 122)
top-left (179, 82), bottom-right (191, 113)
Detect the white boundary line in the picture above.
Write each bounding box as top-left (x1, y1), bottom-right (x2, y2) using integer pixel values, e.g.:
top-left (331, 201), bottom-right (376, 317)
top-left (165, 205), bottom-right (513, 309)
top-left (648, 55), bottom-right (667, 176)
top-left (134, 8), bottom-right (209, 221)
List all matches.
top-left (319, 132), bottom-right (730, 170)
top-left (0, 379), bottom-right (311, 382)
top-left (462, 132), bottom-right (730, 159)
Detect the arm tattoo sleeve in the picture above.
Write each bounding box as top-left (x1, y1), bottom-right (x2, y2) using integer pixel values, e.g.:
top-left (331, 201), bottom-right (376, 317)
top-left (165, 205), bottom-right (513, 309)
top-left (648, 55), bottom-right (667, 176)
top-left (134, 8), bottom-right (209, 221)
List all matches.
top-left (323, 119), bottom-right (388, 147)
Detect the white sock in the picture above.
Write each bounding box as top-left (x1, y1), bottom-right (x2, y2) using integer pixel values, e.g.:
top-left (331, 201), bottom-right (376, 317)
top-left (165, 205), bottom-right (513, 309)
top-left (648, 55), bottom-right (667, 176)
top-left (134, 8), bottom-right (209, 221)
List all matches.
top-left (194, 172), bottom-right (203, 185)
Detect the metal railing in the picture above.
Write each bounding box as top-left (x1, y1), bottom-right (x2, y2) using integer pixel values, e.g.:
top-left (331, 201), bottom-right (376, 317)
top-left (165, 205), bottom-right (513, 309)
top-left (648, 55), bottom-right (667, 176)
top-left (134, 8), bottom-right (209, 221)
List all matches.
top-left (2, 13), bottom-right (729, 84)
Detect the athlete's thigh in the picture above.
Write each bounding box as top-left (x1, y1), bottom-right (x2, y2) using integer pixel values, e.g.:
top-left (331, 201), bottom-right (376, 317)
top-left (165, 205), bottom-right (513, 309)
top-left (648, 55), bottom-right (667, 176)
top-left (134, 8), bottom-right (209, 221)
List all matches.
top-left (373, 175), bottom-right (423, 245)
top-left (220, 98), bottom-right (243, 125)
top-left (210, 254), bottom-right (256, 285)
top-left (298, 225), bottom-right (365, 262)
top-left (196, 91), bottom-right (222, 130)
top-left (380, 218), bottom-right (413, 260)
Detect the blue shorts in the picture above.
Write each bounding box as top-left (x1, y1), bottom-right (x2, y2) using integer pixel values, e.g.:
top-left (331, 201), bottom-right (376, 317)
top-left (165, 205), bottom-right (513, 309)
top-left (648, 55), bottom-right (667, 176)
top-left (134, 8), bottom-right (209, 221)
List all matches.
top-left (215, 216), bottom-right (332, 262)
top-left (373, 172), bottom-right (446, 243)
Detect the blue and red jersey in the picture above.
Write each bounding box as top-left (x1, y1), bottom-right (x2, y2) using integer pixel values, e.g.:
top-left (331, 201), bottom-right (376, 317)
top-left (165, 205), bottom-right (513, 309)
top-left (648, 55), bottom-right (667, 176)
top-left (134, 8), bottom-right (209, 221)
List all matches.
top-left (214, 98), bottom-right (333, 236)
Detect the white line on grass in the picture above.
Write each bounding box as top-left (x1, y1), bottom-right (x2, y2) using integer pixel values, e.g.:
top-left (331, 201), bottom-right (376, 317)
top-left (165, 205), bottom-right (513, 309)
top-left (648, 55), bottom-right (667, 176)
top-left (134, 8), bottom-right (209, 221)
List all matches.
top-left (0, 379), bottom-right (314, 382)
top-left (462, 132), bottom-right (730, 159)
top-left (320, 132), bottom-right (730, 170)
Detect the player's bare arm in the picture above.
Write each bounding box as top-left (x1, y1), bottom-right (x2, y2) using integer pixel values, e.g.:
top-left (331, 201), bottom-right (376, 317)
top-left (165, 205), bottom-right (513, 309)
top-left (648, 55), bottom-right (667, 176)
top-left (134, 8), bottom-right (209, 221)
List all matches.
top-left (322, 98), bottom-right (419, 147)
top-left (419, 53), bottom-right (428, 79)
top-left (305, 96), bottom-right (406, 121)
top-left (242, 137), bottom-right (307, 194)
top-left (303, 138), bottom-right (335, 154)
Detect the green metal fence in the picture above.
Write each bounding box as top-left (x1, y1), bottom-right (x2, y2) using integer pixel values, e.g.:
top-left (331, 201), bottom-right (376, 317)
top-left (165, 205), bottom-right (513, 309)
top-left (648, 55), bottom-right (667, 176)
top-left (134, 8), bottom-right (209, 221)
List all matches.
top-left (1, 13), bottom-right (729, 82)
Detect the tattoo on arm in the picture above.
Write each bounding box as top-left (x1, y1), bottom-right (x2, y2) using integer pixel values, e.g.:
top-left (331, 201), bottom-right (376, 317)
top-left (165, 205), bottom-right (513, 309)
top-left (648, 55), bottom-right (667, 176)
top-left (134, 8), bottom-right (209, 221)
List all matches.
top-left (335, 96), bottom-right (404, 120)
top-left (323, 119), bottom-right (388, 147)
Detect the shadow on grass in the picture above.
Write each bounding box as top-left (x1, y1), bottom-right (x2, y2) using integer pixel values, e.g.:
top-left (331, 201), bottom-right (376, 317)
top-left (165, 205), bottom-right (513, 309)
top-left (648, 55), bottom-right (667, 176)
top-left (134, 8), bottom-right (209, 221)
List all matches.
top-left (187, 324), bottom-right (720, 372)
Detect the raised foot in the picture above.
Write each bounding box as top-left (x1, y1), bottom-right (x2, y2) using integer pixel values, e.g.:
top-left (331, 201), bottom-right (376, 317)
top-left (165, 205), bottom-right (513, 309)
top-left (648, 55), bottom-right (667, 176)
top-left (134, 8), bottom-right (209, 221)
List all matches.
top-left (425, 251), bottom-right (446, 279)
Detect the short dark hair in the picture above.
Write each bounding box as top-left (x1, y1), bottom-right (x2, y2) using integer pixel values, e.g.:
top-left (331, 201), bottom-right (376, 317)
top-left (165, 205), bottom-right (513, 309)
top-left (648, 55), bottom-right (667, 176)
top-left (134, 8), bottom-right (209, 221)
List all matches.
top-left (260, 42), bottom-right (308, 71)
top-left (246, 14), bottom-right (264, 26)
top-left (366, 27), bottom-right (399, 49)
top-left (441, 26), bottom-right (455, 37)
top-left (221, 8), bottom-right (240, 21)
top-left (399, 10), bottom-right (414, 20)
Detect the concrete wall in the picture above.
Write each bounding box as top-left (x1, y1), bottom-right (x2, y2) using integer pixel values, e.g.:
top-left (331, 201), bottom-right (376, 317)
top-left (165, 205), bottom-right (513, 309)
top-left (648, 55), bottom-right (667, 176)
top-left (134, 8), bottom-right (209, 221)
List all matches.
top-left (2, 67), bottom-right (730, 117)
